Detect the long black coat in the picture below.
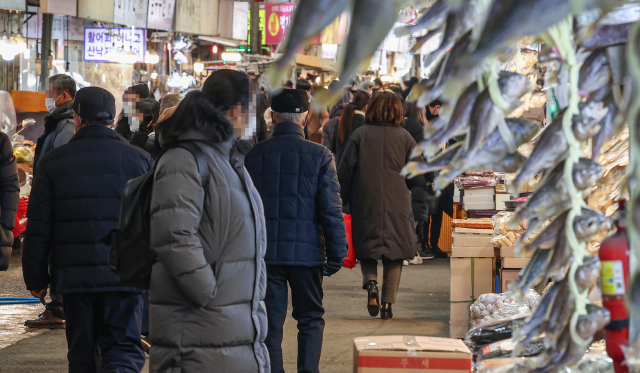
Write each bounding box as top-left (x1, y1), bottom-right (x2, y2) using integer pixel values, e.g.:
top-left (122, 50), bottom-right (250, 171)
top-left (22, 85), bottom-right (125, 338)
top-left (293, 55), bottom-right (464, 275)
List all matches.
top-left (337, 122), bottom-right (417, 261)
top-left (403, 117), bottom-right (430, 222)
top-left (22, 125), bottom-right (154, 293)
top-left (0, 133), bottom-right (19, 270)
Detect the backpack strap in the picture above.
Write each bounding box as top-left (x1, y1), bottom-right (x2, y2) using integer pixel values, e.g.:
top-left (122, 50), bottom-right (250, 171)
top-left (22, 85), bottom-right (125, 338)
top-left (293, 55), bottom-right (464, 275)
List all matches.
top-left (173, 141), bottom-right (210, 187)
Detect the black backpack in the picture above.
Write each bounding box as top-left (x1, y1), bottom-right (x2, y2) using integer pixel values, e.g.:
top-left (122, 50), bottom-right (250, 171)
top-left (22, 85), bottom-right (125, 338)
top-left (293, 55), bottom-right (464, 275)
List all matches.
top-left (105, 141), bottom-right (210, 290)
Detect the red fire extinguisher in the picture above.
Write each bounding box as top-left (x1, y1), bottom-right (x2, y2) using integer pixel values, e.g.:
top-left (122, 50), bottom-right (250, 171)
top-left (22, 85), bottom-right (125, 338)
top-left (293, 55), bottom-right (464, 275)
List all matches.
top-left (599, 199), bottom-right (630, 373)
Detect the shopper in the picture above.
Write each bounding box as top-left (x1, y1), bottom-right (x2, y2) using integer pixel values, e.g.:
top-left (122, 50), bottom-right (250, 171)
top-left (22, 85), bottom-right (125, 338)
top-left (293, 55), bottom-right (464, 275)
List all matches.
top-left (337, 90), bottom-right (418, 319)
top-left (33, 74), bottom-right (76, 174)
top-left (321, 83), bottom-right (353, 150)
top-left (114, 83), bottom-right (153, 142)
top-left (0, 132), bottom-right (20, 271)
top-left (424, 99), bottom-right (451, 259)
top-left (403, 102), bottom-right (435, 260)
top-left (373, 78), bottom-right (384, 93)
top-left (202, 69), bottom-right (267, 143)
top-left (360, 81), bottom-right (374, 95)
top-left (245, 89), bottom-right (347, 373)
top-left (297, 79), bottom-right (329, 144)
top-left (284, 80), bottom-right (294, 89)
top-left (26, 73), bottom-right (77, 329)
top-left (331, 91), bottom-right (370, 169)
top-left (22, 87), bottom-right (153, 372)
top-left (128, 98), bottom-right (160, 151)
top-left (148, 90), bottom-right (269, 372)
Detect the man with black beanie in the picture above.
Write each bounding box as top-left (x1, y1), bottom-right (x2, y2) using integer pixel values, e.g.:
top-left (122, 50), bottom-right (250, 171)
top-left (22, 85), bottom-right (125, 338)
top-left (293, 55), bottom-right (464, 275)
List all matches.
top-left (22, 87), bottom-right (153, 372)
top-left (245, 89), bottom-right (347, 373)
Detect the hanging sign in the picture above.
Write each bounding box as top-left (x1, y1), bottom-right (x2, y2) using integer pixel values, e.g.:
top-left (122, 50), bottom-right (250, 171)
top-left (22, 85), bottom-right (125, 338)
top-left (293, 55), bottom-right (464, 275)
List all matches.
top-left (83, 27), bottom-right (146, 62)
top-left (41, 0), bottom-right (77, 16)
top-left (114, 0), bottom-right (149, 28)
top-left (174, 0), bottom-right (200, 34)
top-left (147, 0), bottom-right (175, 31)
top-left (24, 7), bottom-right (92, 41)
top-left (264, 2), bottom-right (295, 45)
top-left (0, 0), bottom-right (25, 11)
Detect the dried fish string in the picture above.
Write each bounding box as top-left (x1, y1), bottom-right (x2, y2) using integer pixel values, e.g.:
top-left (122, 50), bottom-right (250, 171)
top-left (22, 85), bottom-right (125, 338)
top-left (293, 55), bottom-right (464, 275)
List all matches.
top-left (625, 21), bottom-right (640, 325)
top-left (547, 16), bottom-right (590, 347)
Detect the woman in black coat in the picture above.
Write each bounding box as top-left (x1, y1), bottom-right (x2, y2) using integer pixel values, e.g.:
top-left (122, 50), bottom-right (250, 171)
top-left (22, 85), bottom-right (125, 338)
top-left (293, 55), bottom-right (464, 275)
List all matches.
top-left (331, 91), bottom-right (370, 169)
top-left (337, 91), bottom-right (417, 319)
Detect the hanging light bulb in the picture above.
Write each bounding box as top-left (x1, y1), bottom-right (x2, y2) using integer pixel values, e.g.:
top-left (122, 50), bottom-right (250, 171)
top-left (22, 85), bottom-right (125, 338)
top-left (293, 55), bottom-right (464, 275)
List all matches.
top-left (145, 50), bottom-right (159, 64)
top-left (150, 70), bottom-right (158, 80)
top-left (193, 59), bottom-right (204, 73)
top-left (15, 31), bottom-right (26, 53)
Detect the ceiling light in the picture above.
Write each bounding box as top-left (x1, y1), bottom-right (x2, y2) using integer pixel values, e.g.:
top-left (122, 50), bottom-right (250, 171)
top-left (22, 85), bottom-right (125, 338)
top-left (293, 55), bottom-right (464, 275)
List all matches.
top-left (221, 52), bottom-right (241, 62)
top-left (193, 61), bottom-right (204, 73)
top-left (145, 50), bottom-right (159, 64)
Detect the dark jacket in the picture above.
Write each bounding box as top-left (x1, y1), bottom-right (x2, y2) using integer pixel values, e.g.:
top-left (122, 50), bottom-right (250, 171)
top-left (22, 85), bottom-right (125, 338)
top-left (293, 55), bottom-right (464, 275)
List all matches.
top-left (322, 95), bottom-right (352, 149)
top-left (337, 122), bottom-right (417, 261)
top-left (403, 117), bottom-right (430, 222)
top-left (22, 125), bottom-right (154, 293)
top-left (331, 112), bottom-right (365, 169)
top-left (149, 131), bottom-right (268, 372)
top-left (33, 101), bottom-right (75, 174)
top-left (0, 133), bottom-right (20, 271)
top-left (245, 121), bottom-right (348, 266)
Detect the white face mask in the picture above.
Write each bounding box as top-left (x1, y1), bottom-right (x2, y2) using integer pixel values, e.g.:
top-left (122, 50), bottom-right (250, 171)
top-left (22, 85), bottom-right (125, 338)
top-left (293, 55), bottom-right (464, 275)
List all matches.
top-left (123, 101), bottom-right (135, 117)
top-left (45, 94), bottom-right (63, 113)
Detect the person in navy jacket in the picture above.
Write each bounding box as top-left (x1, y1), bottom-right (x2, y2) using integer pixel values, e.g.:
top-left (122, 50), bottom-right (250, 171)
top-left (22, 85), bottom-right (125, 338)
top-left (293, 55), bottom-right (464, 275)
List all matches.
top-left (245, 89), bottom-right (347, 373)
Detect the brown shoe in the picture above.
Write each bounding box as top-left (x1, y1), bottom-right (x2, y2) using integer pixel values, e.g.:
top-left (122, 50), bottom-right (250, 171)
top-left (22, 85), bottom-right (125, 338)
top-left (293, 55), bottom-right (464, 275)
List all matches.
top-left (24, 310), bottom-right (66, 329)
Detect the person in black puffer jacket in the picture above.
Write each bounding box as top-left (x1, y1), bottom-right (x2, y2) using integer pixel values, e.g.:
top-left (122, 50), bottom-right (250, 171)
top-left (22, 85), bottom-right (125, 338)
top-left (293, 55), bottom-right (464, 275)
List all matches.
top-left (22, 87), bottom-right (153, 372)
top-left (0, 132), bottom-right (20, 271)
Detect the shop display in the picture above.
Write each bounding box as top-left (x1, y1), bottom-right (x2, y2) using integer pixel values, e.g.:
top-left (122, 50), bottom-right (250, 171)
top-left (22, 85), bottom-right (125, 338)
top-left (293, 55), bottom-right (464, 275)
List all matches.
top-left (464, 315), bottom-right (529, 354)
top-left (469, 290), bottom-right (539, 328)
top-left (452, 218), bottom-right (494, 230)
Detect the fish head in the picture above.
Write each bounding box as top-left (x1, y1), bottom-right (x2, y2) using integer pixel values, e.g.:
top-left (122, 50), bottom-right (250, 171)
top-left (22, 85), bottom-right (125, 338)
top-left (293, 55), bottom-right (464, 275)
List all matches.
top-left (499, 72), bottom-right (534, 103)
top-left (574, 208), bottom-right (607, 241)
top-left (574, 255), bottom-right (601, 291)
top-left (585, 304), bottom-right (611, 333)
top-left (573, 158), bottom-right (604, 189)
top-left (574, 101), bottom-right (609, 141)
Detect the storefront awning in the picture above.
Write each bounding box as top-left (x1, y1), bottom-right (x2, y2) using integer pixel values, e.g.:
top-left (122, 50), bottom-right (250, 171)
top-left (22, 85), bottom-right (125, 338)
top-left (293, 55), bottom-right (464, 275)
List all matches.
top-left (294, 54), bottom-right (336, 72)
top-left (198, 36), bottom-right (244, 47)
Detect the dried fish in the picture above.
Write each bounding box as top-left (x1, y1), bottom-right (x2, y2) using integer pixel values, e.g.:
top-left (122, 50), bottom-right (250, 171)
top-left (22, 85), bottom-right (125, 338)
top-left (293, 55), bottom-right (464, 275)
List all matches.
top-left (579, 48), bottom-right (612, 95)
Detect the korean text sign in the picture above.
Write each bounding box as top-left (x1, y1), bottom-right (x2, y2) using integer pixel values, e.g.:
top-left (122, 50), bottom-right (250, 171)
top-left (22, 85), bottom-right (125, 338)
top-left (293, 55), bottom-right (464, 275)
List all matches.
top-left (264, 2), bottom-right (295, 45)
top-left (84, 27), bottom-right (146, 63)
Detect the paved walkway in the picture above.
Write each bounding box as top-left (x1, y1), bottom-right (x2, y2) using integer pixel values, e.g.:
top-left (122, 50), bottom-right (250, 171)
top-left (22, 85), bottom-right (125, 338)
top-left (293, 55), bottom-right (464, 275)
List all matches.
top-left (0, 254), bottom-right (450, 372)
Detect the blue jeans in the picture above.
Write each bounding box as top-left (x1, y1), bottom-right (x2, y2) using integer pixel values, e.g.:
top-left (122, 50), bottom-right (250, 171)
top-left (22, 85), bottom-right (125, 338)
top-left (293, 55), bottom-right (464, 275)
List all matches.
top-left (265, 265), bottom-right (325, 373)
top-left (64, 292), bottom-right (145, 373)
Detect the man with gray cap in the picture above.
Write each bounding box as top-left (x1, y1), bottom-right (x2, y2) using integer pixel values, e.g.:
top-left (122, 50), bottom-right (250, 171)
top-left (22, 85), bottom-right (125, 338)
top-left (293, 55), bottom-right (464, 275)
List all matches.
top-left (245, 89), bottom-right (347, 373)
top-left (22, 87), bottom-right (153, 372)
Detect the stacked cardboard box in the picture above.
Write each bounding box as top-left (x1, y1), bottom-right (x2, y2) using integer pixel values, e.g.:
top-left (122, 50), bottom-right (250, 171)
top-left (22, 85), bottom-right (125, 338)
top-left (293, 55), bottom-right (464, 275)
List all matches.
top-left (461, 187), bottom-right (495, 211)
top-left (353, 336), bottom-right (472, 372)
top-left (450, 229), bottom-right (496, 338)
top-left (500, 246), bottom-right (532, 291)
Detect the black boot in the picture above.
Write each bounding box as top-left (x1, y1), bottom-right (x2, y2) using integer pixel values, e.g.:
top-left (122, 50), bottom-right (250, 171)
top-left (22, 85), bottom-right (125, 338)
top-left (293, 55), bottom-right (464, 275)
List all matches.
top-left (380, 302), bottom-right (393, 320)
top-left (418, 241), bottom-right (434, 260)
top-left (365, 280), bottom-right (379, 317)
top-left (431, 245), bottom-right (448, 258)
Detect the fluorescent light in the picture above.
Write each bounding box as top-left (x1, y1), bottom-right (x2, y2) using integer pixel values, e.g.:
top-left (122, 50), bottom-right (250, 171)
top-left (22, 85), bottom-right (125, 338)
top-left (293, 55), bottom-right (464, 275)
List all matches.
top-left (145, 50), bottom-right (159, 64)
top-left (221, 52), bottom-right (241, 62)
top-left (380, 75), bottom-right (394, 83)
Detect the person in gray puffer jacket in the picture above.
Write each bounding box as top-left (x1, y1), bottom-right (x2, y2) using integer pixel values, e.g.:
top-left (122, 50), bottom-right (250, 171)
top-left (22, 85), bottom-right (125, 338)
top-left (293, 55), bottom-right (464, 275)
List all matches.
top-left (149, 90), bottom-right (269, 372)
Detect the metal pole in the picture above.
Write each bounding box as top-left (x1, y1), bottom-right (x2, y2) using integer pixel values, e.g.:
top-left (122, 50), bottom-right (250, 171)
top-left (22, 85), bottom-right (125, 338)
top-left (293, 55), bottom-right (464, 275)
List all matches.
top-left (39, 13), bottom-right (53, 90)
top-left (250, 2), bottom-right (261, 56)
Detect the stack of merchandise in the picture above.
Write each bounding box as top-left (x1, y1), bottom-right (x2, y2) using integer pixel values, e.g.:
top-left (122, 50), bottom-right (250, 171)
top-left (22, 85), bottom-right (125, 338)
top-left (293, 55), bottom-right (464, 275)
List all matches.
top-left (457, 173), bottom-right (511, 215)
top-left (449, 219), bottom-right (497, 338)
top-left (490, 212), bottom-right (535, 291)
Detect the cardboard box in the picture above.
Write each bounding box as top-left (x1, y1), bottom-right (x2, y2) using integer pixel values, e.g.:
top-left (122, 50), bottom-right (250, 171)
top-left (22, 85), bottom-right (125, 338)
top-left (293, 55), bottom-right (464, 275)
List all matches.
top-left (450, 303), bottom-right (471, 339)
top-left (500, 246), bottom-right (532, 258)
top-left (452, 233), bottom-right (493, 248)
top-left (463, 201), bottom-right (496, 210)
top-left (353, 336), bottom-right (472, 372)
top-left (462, 195), bottom-right (494, 204)
top-left (501, 269), bottom-right (520, 292)
top-left (502, 257), bottom-right (530, 269)
top-left (495, 184), bottom-right (508, 194)
top-left (462, 187), bottom-right (495, 197)
top-left (450, 256), bottom-right (495, 301)
top-left (453, 227), bottom-right (494, 234)
top-left (495, 194), bottom-right (511, 210)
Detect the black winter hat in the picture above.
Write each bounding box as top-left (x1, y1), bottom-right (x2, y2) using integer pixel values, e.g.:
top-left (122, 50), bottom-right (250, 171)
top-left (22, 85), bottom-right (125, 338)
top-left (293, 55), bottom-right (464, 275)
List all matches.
top-left (201, 69), bottom-right (251, 113)
top-left (271, 89), bottom-right (309, 113)
top-left (72, 87), bottom-right (116, 123)
top-left (125, 83), bottom-right (150, 99)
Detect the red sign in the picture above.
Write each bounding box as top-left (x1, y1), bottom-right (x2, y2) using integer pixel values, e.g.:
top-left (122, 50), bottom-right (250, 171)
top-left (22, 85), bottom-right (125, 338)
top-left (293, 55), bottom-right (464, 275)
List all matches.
top-left (265, 3), bottom-right (296, 45)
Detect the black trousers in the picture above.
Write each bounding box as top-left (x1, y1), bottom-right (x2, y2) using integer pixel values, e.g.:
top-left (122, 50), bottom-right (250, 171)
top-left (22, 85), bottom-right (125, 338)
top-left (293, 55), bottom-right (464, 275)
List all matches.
top-left (428, 198), bottom-right (445, 248)
top-left (46, 289), bottom-right (65, 319)
top-left (63, 292), bottom-right (145, 373)
top-left (265, 265), bottom-right (325, 373)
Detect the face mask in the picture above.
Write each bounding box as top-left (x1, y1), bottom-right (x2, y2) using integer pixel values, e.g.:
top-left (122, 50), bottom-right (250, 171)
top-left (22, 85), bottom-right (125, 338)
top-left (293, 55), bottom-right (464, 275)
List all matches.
top-left (123, 101), bottom-right (136, 117)
top-left (45, 94), bottom-right (62, 113)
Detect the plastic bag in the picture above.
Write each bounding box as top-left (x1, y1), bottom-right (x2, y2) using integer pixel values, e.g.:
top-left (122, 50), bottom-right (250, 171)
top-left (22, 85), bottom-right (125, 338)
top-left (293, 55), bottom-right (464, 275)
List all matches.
top-left (342, 214), bottom-right (356, 269)
top-left (470, 290), bottom-right (540, 328)
top-left (464, 315), bottom-right (529, 353)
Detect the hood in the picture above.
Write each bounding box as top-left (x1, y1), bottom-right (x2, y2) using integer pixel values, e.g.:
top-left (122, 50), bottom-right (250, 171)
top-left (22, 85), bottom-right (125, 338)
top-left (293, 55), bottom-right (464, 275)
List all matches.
top-left (329, 91), bottom-right (353, 119)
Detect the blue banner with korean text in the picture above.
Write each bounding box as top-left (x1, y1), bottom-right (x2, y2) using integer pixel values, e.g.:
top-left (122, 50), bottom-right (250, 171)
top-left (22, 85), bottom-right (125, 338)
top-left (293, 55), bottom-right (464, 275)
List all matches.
top-left (83, 27), bottom-right (146, 63)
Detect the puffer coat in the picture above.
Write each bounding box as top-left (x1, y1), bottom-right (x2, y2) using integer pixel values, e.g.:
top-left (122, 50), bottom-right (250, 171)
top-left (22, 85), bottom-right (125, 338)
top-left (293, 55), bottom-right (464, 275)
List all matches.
top-left (0, 132), bottom-right (19, 271)
top-left (23, 125), bottom-right (153, 292)
top-left (149, 129), bottom-right (269, 372)
top-left (337, 122), bottom-right (418, 261)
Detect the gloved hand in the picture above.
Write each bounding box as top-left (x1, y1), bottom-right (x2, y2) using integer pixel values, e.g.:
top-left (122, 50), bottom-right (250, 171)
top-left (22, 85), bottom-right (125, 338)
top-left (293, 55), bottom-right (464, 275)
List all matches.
top-left (323, 257), bottom-right (344, 277)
